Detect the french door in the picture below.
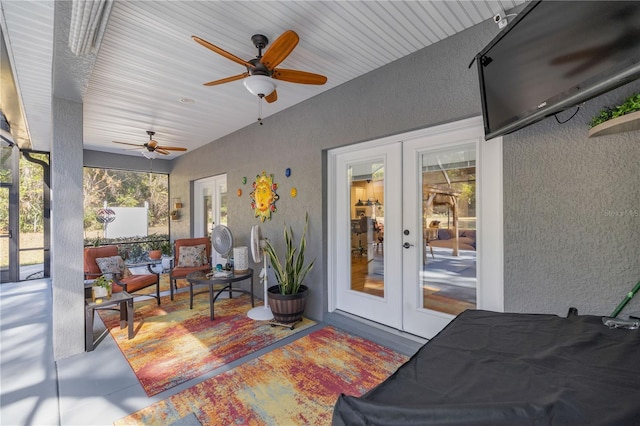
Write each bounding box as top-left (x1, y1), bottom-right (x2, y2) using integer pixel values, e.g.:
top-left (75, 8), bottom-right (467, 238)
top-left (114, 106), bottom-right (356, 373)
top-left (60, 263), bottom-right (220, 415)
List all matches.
top-left (328, 117), bottom-right (503, 339)
top-left (193, 174), bottom-right (227, 266)
top-left (331, 143), bottom-right (403, 328)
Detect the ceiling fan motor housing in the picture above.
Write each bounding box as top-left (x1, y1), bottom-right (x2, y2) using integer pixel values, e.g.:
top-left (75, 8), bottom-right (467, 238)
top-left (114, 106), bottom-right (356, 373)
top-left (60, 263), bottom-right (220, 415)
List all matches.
top-left (251, 34), bottom-right (269, 52)
top-left (247, 59), bottom-right (271, 77)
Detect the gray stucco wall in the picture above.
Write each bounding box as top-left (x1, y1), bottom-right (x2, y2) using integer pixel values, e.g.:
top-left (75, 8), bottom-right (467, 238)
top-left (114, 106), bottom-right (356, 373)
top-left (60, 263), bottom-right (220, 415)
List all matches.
top-left (504, 81), bottom-right (640, 316)
top-left (171, 18), bottom-right (639, 323)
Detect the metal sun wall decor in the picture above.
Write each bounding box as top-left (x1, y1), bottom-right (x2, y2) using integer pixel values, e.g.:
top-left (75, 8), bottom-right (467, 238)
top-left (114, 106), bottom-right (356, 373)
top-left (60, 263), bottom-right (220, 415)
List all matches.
top-left (250, 171), bottom-right (279, 222)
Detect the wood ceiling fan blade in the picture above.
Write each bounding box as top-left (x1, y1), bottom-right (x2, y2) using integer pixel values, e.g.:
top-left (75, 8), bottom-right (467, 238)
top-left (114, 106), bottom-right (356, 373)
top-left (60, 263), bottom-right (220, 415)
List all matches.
top-left (192, 36), bottom-right (255, 69)
top-left (113, 141), bottom-right (144, 147)
top-left (155, 148), bottom-right (171, 155)
top-left (272, 68), bottom-right (327, 85)
top-left (265, 90), bottom-right (278, 103)
top-left (157, 146), bottom-right (188, 151)
top-left (204, 72), bottom-right (249, 86)
top-left (260, 30), bottom-right (299, 69)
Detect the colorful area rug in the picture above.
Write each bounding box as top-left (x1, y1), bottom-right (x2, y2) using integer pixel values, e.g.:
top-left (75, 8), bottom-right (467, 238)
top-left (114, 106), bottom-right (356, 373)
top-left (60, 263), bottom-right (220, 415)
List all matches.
top-left (115, 326), bottom-right (409, 425)
top-left (98, 292), bottom-right (315, 396)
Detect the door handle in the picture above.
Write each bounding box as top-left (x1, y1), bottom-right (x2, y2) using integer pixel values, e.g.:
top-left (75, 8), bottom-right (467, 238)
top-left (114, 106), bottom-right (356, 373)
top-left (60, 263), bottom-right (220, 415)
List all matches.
top-left (403, 242), bottom-right (414, 249)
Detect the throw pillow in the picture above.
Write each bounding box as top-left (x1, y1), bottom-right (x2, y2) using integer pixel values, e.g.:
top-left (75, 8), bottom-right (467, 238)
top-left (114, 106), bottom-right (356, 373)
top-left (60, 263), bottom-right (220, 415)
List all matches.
top-left (177, 244), bottom-right (207, 267)
top-left (95, 255), bottom-right (132, 278)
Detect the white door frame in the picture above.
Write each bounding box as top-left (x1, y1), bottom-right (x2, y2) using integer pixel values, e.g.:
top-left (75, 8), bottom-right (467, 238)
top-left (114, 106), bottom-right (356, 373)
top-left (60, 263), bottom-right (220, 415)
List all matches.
top-left (193, 174), bottom-right (227, 265)
top-left (328, 116), bottom-right (503, 335)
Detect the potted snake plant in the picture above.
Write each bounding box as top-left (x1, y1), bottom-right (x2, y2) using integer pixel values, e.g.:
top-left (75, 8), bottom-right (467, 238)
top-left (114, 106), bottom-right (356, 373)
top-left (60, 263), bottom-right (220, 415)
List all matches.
top-left (263, 213), bottom-right (315, 325)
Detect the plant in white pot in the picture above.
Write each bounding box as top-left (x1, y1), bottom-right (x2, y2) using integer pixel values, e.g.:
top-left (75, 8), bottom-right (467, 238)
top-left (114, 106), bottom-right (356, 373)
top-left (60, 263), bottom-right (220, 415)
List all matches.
top-left (91, 274), bottom-right (113, 302)
top-left (263, 213), bottom-right (315, 325)
top-left (161, 240), bottom-right (173, 271)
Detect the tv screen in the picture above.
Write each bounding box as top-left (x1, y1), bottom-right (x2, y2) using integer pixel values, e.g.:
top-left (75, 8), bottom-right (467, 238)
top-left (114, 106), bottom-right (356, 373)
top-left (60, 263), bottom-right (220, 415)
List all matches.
top-left (477, 1), bottom-right (640, 140)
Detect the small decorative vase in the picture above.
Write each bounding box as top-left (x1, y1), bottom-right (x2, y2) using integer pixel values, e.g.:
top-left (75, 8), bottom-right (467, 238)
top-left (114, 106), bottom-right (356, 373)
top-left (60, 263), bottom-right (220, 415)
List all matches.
top-left (267, 285), bottom-right (308, 324)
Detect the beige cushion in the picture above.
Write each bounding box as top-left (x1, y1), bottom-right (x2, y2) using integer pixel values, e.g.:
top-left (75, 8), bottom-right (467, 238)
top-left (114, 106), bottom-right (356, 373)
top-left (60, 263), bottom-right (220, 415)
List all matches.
top-left (95, 255), bottom-right (131, 278)
top-left (177, 244), bottom-right (207, 267)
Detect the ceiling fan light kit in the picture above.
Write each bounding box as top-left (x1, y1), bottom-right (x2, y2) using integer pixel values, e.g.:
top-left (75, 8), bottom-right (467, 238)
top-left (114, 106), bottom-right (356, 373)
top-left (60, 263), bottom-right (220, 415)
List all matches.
top-left (243, 75), bottom-right (276, 98)
top-left (141, 150), bottom-right (159, 160)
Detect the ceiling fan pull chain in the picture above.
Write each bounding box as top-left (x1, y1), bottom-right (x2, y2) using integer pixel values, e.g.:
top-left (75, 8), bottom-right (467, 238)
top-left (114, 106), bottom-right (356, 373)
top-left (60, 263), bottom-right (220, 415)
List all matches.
top-left (257, 96), bottom-right (264, 125)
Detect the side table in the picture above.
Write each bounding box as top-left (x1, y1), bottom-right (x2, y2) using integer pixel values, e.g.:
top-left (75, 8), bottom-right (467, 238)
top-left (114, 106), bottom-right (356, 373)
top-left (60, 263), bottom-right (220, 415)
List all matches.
top-left (85, 291), bottom-right (134, 351)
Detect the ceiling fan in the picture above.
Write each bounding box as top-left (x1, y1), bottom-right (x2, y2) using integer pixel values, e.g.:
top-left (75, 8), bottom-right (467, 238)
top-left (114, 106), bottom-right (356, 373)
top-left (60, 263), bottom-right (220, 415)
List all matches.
top-left (192, 30), bottom-right (327, 103)
top-left (112, 131), bottom-right (188, 156)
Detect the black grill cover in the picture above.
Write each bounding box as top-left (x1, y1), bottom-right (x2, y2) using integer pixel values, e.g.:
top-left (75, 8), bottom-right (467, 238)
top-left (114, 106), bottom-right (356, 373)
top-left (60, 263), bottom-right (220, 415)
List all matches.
top-left (333, 310), bottom-right (640, 426)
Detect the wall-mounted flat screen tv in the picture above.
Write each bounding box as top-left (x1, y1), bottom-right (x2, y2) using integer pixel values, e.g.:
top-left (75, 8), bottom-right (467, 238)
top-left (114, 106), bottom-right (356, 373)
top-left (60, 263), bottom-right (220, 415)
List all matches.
top-left (477, 0), bottom-right (640, 140)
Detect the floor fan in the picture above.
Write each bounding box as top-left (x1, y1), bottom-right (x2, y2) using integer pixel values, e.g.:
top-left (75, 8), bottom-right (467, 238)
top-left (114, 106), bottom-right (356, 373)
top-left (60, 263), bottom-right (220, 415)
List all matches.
top-left (247, 224), bottom-right (274, 321)
top-left (211, 224), bottom-right (233, 270)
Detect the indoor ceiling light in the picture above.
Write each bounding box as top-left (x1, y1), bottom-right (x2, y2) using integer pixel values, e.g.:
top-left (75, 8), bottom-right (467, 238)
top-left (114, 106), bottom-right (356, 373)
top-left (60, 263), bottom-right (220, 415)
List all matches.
top-left (243, 75), bottom-right (276, 98)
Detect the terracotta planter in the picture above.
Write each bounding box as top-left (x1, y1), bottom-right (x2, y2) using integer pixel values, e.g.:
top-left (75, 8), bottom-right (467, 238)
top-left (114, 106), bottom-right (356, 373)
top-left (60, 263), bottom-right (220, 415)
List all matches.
top-left (267, 285), bottom-right (308, 324)
top-left (148, 249), bottom-right (162, 260)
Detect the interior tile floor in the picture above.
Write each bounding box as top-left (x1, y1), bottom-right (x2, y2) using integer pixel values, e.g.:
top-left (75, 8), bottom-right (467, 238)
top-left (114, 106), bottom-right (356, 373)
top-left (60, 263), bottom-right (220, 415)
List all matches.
top-left (1, 278), bottom-right (424, 425)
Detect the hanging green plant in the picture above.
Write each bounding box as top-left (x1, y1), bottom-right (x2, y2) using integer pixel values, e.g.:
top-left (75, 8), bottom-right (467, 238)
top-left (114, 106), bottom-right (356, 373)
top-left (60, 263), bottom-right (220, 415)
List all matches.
top-left (589, 92), bottom-right (640, 128)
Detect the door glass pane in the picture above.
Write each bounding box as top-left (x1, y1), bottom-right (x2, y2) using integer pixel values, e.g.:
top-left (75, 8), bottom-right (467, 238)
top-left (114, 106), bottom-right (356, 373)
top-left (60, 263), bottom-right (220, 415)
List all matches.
top-left (349, 161), bottom-right (385, 297)
top-left (203, 187), bottom-right (213, 237)
top-left (219, 182), bottom-right (228, 227)
top-left (421, 144), bottom-right (476, 315)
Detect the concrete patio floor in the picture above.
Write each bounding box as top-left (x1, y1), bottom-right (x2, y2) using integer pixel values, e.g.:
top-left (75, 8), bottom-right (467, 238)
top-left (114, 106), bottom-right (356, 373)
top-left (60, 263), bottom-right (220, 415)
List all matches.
top-left (0, 278), bottom-right (423, 425)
